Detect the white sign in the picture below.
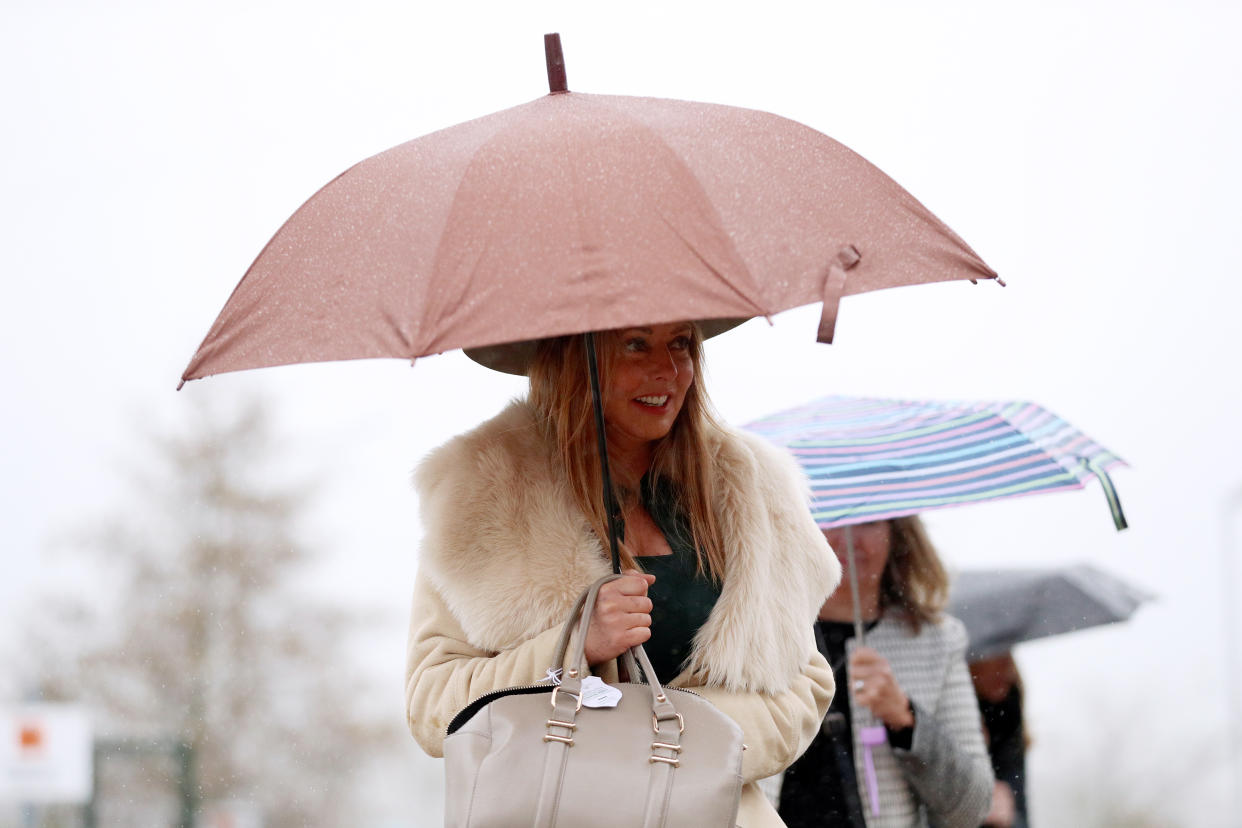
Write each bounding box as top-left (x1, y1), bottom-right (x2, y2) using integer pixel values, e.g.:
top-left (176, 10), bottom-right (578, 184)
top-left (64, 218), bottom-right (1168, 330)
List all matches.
top-left (0, 704), bottom-right (92, 803)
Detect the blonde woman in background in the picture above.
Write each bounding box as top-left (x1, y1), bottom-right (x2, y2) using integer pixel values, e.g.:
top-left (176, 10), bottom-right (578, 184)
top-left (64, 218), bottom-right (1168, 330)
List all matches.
top-left (775, 516), bottom-right (992, 828)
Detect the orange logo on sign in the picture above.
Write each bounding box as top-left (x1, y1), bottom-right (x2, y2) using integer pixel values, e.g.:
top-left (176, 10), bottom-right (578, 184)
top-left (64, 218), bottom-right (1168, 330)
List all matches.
top-left (18, 724), bottom-right (43, 752)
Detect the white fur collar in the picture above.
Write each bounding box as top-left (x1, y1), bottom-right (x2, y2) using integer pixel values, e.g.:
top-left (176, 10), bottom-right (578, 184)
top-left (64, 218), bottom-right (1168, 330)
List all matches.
top-left (414, 400), bottom-right (839, 693)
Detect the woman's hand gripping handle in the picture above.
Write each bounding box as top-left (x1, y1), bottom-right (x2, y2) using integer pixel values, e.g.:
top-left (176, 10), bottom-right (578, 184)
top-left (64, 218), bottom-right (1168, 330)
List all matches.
top-left (583, 569), bottom-right (655, 666)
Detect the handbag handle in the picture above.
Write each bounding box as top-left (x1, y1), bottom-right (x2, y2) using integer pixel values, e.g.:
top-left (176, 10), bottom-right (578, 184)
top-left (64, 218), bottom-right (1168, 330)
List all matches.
top-left (534, 575), bottom-right (695, 828)
top-left (549, 574), bottom-right (675, 713)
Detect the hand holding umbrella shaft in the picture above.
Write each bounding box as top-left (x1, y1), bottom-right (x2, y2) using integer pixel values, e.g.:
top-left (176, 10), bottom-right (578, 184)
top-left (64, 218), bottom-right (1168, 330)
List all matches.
top-left (851, 647), bottom-right (914, 729)
top-left (584, 571), bottom-right (655, 666)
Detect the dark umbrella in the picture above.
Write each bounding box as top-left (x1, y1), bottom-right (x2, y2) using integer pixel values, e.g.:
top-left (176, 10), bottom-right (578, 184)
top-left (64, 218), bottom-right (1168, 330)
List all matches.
top-left (949, 564), bottom-right (1153, 660)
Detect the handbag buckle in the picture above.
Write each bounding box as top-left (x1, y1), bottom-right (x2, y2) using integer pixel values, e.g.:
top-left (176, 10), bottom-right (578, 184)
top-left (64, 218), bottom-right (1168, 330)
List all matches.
top-left (651, 712), bottom-right (685, 734)
top-left (550, 686), bottom-right (582, 713)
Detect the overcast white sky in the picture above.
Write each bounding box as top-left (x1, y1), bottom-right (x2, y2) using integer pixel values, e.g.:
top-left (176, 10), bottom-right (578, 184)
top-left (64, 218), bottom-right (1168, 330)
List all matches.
top-left (3, 1), bottom-right (1241, 824)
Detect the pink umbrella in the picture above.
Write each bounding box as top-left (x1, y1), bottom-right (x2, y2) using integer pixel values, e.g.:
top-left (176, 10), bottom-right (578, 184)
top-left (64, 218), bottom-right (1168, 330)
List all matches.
top-left (179, 35), bottom-right (1001, 574)
top-left (180, 35), bottom-right (998, 387)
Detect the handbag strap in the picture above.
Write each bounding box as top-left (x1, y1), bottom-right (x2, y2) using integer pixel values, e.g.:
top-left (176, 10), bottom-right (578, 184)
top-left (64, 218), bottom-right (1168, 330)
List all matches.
top-left (536, 576), bottom-right (686, 828)
top-left (549, 576), bottom-right (603, 674)
top-left (561, 579), bottom-right (644, 683)
top-left (550, 575), bottom-right (675, 711)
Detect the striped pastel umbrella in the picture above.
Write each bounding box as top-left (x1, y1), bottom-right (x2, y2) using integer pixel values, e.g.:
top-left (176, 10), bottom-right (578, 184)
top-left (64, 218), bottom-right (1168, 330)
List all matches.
top-left (744, 395), bottom-right (1128, 531)
top-left (746, 395), bottom-right (1128, 817)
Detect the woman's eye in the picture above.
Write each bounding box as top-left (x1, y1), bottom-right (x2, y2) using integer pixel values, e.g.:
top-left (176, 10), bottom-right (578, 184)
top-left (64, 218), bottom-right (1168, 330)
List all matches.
top-left (624, 338), bottom-right (649, 353)
top-left (669, 336), bottom-right (692, 351)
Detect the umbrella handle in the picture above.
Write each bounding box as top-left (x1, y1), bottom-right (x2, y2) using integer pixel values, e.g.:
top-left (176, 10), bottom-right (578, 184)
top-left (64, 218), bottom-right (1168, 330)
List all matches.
top-left (859, 725), bottom-right (887, 816)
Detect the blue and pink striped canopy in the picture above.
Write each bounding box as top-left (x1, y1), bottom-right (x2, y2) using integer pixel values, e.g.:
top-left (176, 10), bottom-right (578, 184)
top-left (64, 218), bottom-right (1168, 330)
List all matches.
top-left (744, 396), bottom-right (1127, 530)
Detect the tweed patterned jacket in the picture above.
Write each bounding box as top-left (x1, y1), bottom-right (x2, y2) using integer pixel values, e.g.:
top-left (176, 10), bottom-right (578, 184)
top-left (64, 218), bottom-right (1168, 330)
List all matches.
top-left (846, 614), bottom-right (992, 827)
top-left (763, 613), bottom-right (992, 828)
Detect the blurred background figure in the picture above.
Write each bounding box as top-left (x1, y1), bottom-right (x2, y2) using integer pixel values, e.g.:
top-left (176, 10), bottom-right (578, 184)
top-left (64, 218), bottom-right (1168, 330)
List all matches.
top-left (746, 395), bottom-right (1140, 827)
top-left (774, 516), bottom-right (992, 828)
top-left (947, 564), bottom-right (1153, 828)
top-left (969, 653), bottom-right (1027, 828)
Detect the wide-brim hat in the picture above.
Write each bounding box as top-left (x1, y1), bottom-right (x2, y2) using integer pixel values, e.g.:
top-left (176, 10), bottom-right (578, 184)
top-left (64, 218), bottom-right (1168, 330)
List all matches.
top-left (464, 317), bottom-right (748, 376)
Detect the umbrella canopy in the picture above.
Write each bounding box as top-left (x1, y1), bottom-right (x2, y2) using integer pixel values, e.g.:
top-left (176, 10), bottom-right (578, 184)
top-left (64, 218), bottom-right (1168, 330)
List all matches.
top-left (744, 395), bottom-right (1128, 531)
top-left (179, 35), bottom-right (997, 386)
top-left (949, 564), bottom-right (1153, 660)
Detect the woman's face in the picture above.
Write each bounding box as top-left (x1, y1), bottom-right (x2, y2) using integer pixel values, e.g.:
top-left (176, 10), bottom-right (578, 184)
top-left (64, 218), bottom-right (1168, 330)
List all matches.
top-left (602, 322), bottom-right (696, 449)
top-left (823, 520), bottom-right (892, 588)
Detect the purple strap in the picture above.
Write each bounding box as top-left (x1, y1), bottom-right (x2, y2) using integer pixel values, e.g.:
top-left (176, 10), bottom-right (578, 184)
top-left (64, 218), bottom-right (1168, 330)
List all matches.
top-left (859, 725), bottom-right (887, 816)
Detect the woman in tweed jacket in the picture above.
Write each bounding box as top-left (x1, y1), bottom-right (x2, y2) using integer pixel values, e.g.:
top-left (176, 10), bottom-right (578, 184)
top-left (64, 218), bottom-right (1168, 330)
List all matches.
top-left (774, 516), bottom-right (992, 828)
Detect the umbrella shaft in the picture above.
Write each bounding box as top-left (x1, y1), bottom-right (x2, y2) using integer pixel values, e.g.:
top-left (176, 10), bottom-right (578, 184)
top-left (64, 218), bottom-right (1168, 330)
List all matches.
top-left (585, 333), bottom-right (623, 574)
top-left (845, 525), bottom-right (866, 646)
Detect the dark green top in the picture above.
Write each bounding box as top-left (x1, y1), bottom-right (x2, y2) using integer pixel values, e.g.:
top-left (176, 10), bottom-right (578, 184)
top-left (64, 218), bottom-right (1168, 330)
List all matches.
top-left (624, 475), bottom-right (723, 685)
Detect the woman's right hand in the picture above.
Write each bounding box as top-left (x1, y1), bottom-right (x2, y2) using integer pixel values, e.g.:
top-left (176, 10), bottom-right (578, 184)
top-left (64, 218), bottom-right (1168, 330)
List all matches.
top-left (982, 780), bottom-right (1016, 827)
top-left (850, 646), bottom-right (915, 730)
top-left (584, 570), bottom-right (655, 666)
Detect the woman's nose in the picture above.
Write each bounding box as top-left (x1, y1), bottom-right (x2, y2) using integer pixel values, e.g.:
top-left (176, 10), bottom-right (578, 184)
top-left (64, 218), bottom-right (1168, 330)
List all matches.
top-left (648, 347), bottom-right (679, 379)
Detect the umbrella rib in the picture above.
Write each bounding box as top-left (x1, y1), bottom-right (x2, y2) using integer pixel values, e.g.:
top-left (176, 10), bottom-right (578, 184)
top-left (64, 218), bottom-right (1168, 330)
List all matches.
top-left (654, 209), bottom-right (769, 319)
top-left (584, 93), bottom-right (773, 320)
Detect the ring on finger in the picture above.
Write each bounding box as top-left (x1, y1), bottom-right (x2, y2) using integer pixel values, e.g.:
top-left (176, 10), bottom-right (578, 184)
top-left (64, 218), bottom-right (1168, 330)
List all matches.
top-left (853, 679), bottom-right (865, 691)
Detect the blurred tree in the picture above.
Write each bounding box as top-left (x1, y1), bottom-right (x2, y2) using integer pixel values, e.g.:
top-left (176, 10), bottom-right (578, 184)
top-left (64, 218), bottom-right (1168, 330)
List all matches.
top-left (14, 397), bottom-right (401, 827)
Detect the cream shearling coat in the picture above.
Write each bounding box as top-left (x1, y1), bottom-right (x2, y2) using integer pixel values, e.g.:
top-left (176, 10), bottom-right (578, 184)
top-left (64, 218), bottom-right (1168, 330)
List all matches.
top-left (405, 400), bottom-right (841, 827)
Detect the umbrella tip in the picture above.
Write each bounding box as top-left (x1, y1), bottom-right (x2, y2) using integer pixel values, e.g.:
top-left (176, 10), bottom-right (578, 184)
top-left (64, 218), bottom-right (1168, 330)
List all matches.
top-left (544, 33), bottom-right (568, 94)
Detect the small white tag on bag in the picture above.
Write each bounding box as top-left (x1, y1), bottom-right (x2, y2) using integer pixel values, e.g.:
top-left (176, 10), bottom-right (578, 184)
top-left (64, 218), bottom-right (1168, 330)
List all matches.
top-left (579, 676), bottom-right (623, 708)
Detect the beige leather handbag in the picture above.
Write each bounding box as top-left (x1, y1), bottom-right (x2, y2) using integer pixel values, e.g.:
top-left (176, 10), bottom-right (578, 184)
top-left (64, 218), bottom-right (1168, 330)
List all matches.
top-left (443, 574), bottom-right (745, 827)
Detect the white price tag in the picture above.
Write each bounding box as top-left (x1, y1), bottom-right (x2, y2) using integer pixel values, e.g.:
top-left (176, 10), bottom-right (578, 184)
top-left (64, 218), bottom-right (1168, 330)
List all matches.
top-left (579, 676), bottom-right (623, 708)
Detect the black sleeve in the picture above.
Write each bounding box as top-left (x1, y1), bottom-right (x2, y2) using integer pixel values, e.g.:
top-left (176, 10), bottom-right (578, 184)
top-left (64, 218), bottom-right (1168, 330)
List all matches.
top-left (980, 686), bottom-right (1028, 823)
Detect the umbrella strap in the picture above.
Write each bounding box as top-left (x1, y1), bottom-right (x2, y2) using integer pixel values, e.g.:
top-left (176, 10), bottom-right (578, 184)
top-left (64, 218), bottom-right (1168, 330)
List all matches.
top-left (817, 245), bottom-right (861, 344)
top-left (1081, 458), bottom-right (1129, 531)
top-left (585, 332), bottom-right (624, 573)
top-left (858, 725), bottom-right (887, 817)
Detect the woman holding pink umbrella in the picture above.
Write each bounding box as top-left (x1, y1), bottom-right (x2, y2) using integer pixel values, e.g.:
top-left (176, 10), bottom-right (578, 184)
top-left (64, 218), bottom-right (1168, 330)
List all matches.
top-left (405, 323), bottom-right (841, 827)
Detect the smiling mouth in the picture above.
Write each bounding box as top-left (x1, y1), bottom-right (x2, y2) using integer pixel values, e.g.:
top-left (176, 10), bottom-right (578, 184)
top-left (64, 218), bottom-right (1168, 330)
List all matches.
top-left (634, 395), bottom-right (670, 407)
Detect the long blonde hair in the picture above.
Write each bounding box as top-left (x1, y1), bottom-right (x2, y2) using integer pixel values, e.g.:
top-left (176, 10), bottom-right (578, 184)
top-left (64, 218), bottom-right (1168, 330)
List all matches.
top-left (527, 327), bottom-right (727, 577)
top-left (880, 515), bottom-right (949, 632)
